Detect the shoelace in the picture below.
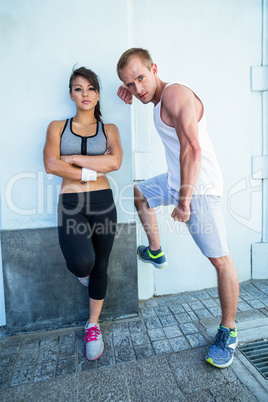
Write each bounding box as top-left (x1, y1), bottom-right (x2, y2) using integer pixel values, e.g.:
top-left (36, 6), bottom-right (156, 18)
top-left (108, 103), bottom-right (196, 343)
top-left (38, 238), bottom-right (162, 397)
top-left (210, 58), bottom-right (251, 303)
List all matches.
top-left (84, 325), bottom-right (101, 343)
top-left (213, 328), bottom-right (230, 351)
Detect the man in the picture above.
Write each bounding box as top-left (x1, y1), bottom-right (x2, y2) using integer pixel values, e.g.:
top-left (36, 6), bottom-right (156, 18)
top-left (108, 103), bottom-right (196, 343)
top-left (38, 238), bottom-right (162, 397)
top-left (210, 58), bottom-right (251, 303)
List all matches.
top-left (117, 48), bottom-right (239, 369)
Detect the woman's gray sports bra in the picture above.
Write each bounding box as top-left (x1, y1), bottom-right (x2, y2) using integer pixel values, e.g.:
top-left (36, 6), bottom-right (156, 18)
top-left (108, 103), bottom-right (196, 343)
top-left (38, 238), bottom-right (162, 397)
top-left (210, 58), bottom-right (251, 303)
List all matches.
top-left (60, 118), bottom-right (107, 156)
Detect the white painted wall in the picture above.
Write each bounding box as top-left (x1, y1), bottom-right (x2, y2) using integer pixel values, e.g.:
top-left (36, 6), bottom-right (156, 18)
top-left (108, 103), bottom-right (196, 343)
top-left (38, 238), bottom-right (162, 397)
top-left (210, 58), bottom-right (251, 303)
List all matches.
top-left (0, 0), bottom-right (134, 231)
top-left (132, 0), bottom-right (263, 298)
top-left (0, 0), bottom-right (135, 325)
top-left (0, 0), bottom-right (264, 321)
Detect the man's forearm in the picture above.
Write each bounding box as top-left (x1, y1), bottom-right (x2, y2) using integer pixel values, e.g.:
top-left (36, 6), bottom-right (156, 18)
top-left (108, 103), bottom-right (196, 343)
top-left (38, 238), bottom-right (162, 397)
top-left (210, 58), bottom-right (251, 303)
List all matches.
top-left (179, 148), bottom-right (201, 206)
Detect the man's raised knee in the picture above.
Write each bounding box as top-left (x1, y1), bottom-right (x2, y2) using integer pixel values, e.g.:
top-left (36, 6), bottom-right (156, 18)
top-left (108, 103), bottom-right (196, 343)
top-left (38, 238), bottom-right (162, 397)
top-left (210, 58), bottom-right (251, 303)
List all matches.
top-left (209, 254), bottom-right (231, 271)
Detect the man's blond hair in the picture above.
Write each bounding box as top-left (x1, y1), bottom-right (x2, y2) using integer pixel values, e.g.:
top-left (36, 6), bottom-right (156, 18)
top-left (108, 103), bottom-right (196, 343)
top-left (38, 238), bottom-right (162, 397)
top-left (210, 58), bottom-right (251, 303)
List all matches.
top-left (117, 48), bottom-right (153, 79)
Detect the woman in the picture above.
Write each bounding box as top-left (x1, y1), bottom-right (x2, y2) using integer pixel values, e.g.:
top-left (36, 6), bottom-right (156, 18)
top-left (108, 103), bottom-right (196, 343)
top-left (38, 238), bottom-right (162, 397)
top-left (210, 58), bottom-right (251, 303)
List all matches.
top-left (43, 67), bottom-right (122, 360)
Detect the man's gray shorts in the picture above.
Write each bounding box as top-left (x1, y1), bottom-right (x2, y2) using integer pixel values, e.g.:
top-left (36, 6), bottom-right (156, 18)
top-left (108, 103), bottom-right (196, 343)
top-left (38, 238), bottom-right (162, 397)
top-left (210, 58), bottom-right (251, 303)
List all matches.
top-left (136, 173), bottom-right (229, 258)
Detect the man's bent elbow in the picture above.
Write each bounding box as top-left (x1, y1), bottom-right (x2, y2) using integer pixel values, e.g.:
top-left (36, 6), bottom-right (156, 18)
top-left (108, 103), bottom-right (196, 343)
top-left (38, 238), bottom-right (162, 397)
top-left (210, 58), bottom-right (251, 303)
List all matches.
top-left (192, 145), bottom-right (201, 161)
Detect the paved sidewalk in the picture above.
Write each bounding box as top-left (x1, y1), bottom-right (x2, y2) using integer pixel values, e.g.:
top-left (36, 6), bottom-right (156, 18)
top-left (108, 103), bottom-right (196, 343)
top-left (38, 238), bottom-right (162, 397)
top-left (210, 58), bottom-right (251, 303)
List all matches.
top-left (1, 280), bottom-right (268, 401)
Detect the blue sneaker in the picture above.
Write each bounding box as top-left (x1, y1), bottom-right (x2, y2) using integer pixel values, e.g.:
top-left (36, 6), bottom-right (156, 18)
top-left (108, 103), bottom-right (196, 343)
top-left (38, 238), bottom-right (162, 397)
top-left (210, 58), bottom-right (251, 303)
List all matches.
top-left (137, 245), bottom-right (168, 269)
top-left (205, 325), bottom-right (238, 368)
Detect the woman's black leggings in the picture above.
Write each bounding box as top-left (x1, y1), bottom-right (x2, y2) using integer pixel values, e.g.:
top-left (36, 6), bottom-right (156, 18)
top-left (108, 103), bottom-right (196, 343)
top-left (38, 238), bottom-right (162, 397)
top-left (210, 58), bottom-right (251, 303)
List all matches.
top-left (57, 189), bottom-right (117, 300)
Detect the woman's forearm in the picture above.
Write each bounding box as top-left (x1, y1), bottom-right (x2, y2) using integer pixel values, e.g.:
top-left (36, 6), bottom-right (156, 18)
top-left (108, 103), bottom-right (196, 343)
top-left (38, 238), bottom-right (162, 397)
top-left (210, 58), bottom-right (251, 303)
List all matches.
top-left (68, 154), bottom-right (121, 173)
top-left (45, 157), bottom-right (82, 180)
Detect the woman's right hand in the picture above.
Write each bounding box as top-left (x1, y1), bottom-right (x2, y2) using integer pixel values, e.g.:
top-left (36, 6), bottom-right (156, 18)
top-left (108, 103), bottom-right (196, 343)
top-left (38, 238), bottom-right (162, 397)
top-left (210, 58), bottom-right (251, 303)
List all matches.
top-left (117, 85), bottom-right (133, 105)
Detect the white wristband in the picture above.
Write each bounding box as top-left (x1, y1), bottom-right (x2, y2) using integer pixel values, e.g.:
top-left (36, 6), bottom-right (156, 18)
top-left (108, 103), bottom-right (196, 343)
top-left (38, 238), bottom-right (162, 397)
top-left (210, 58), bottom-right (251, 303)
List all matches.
top-left (81, 168), bottom-right (97, 183)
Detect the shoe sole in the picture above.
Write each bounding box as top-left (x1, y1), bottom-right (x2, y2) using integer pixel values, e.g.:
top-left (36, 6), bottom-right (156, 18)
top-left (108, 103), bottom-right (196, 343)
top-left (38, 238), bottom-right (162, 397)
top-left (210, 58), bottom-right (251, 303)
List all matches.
top-left (137, 249), bottom-right (168, 269)
top-left (205, 338), bottom-right (238, 368)
top-left (78, 277), bottom-right (90, 287)
top-left (86, 345), bottom-right (104, 361)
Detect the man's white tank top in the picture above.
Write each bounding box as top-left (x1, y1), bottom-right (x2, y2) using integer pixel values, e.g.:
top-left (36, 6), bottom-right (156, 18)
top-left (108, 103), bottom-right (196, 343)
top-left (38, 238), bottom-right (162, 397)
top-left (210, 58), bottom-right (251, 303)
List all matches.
top-left (153, 82), bottom-right (223, 196)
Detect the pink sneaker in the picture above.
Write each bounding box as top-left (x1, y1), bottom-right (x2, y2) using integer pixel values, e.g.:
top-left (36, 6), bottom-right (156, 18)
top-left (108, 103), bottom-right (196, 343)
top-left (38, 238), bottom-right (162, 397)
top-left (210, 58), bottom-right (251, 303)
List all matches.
top-left (84, 322), bottom-right (104, 361)
top-left (78, 275), bottom-right (90, 287)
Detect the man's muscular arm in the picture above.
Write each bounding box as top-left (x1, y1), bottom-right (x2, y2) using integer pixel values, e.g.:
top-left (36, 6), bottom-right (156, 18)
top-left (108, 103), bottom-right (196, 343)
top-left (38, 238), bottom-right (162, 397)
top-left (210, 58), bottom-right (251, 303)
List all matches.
top-left (161, 85), bottom-right (201, 222)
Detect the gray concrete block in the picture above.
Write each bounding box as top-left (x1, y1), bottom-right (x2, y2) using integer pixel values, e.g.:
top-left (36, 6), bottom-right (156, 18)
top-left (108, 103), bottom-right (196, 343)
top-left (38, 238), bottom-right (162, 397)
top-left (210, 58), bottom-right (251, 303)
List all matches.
top-left (128, 320), bottom-right (146, 333)
top-left (113, 336), bottom-right (134, 364)
top-left (144, 298), bottom-right (158, 307)
top-left (154, 306), bottom-right (170, 316)
top-left (195, 309), bottom-right (213, 319)
top-left (27, 374), bottom-right (78, 402)
top-left (39, 335), bottom-right (58, 350)
top-left (152, 339), bottom-right (172, 355)
top-left (0, 384), bottom-right (29, 402)
top-left (2, 224), bottom-right (138, 333)
top-left (33, 362), bottom-right (55, 382)
top-left (169, 295), bottom-right (185, 304)
top-left (208, 307), bottom-right (222, 317)
top-left (77, 366), bottom-right (129, 401)
top-left (210, 382), bottom-right (257, 401)
top-left (235, 310), bottom-right (267, 323)
top-left (261, 288), bottom-right (268, 295)
top-left (159, 314), bottom-right (177, 327)
top-left (237, 301), bottom-right (253, 312)
top-left (169, 336), bottom-right (190, 352)
top-left (0, 354), bottom-right (17, 371)
top-left (112, 322), bottom-right (130, 340)
top-left (37, 348), bottom-right (58, 365)
top-left (163, 325), bottom-right (183, 338)
top-left (144, 316), bottom-right (162, 329)
top-left (77, 351), bottom-right (97, 373)
top-left (0, 368), bottom-right (13, 390)
top-left (239, 292), bottom-right (256, 301)
top-left (179, 390), bottom-right (214, 401)
top-left (0, 340), bottom-right (20, 356)
top-left (147, 328), bottom-right (166, 341)
top-left (253, 281), bottom-right (268, 291)
top-left (56, 357), bottom-right (76, 377)
top-left (123, 357), bottom-right (183, 400)
top-left (168, 347), bottom-right (225, 394)
top-left (20, 338), bottom-right (40, 352)
top-left (179, 323), bottom-right (199, 335)
top-left (188, 300), bottom-right (204, 310)
top-left (261, 297), bottom-right (268, 306)
top-left (10, 365), bottom-right (35, 386)
top-left (201, 298), bottom-right (218, 308)
top-left (130, 331), bottom-right (150, 346)
top-left (213, 298), bottom-right (221, 305)
top-left (169, 304), bottom-right (185, 314)
top-left (206, 288), bottom-right (218, 298)
top-left (186, 333), bottom-right (208, 348)
top-left (241, 284), bottom-right (264, 299)
top-left (182, 302), bottom-right (191, 312)
top-left (97, 336), bottom-right (114, 369)
top-left (246, 299), bottom-right (266, 309)
top-left (133, 343), bottom-right (155, 360)
top-left (183, 294), bottom-right (198, 302)
top-left (174, 312), bottom-right (193, 324)
top-left (155, 296), bottom-right (172, 306)
top-left (15, 350), bottom-right (38, 368)
top-left (188, 311), bottom-right (198, 321)
top-left (58, 332), bottom-right (76, 357)
top-left (123, 358), bottom-right (182, 402)
top-left (141, 307), bottom-right (157, 318)
top-left (195, 291), bottom-right (211, 300)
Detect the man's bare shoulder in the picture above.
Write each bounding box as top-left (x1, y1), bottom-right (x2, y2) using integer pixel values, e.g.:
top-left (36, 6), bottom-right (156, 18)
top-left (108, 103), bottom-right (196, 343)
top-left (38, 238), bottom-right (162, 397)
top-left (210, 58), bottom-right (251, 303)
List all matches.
top-left (161, 84), bottom-right (193, 114)
top-left (162, 84), bottom-right (193, 102)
